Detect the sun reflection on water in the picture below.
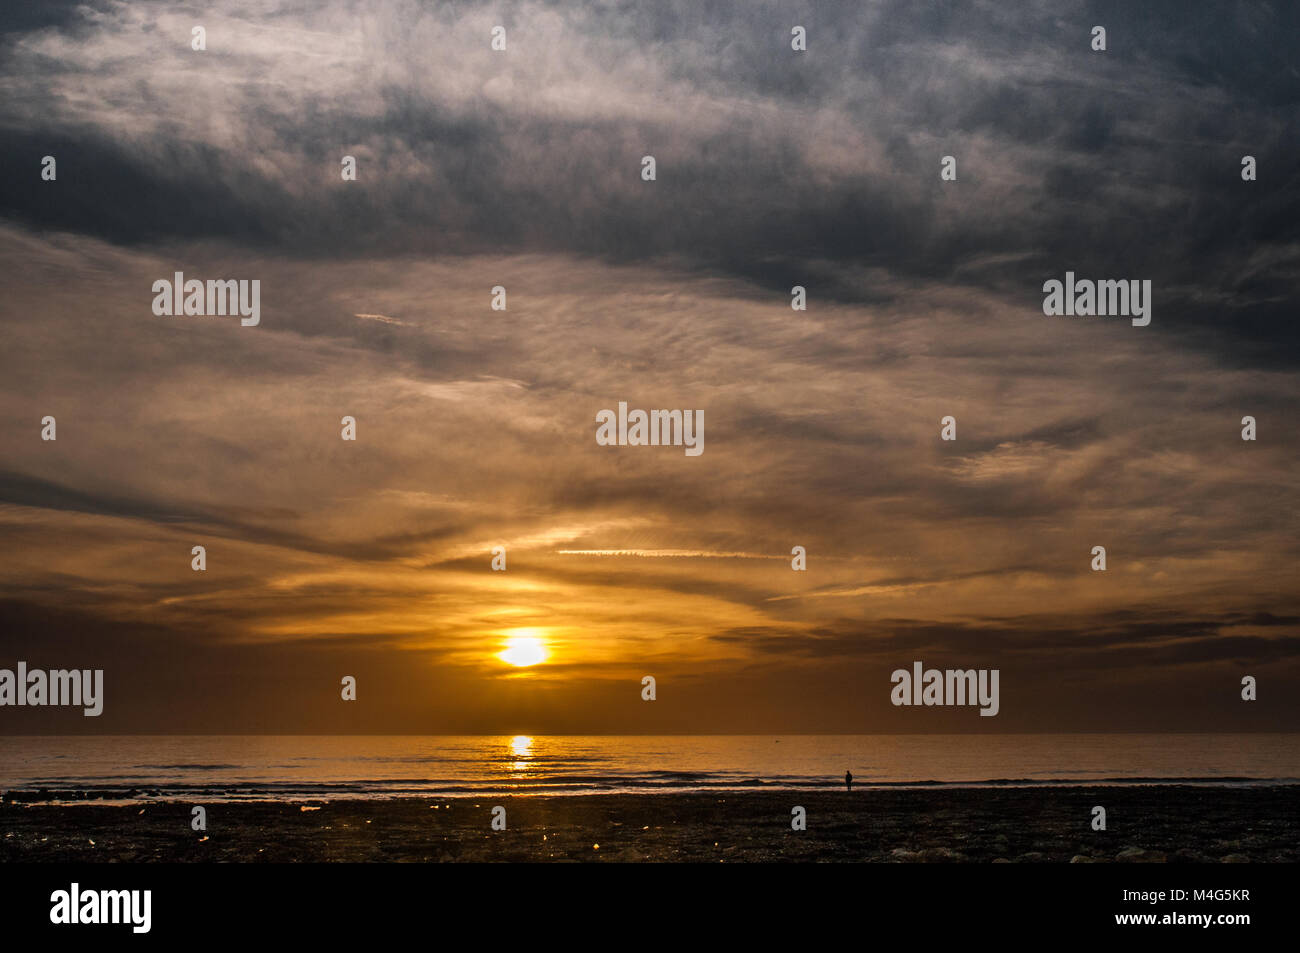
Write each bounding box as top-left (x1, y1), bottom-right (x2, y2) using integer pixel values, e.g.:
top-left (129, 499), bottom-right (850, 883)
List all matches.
top-left (508, 734), bottom-right (533, 773)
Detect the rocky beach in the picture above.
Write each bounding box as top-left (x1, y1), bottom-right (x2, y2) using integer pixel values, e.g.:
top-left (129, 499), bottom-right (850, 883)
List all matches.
top-left (2, 786), bottom-right (1294, 863)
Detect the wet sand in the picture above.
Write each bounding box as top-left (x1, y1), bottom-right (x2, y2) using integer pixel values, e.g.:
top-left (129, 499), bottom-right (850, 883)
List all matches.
top-left (2, 786), bottom-right (1295, 862)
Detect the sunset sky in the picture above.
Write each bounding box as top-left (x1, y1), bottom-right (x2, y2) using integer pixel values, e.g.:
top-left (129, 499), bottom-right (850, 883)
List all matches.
top-left (1, 1), bottom-right (1297, 733)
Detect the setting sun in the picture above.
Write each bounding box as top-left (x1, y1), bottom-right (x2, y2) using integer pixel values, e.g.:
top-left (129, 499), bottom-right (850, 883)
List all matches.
top-left (498, 634), bottom-right (548, 667)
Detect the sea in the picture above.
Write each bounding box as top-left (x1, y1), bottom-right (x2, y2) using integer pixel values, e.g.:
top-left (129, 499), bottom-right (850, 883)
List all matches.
top-left (1, 733), bottom-right (1296, 802)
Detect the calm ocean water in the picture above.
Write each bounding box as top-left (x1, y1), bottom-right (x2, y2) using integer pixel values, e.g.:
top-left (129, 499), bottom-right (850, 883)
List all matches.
top-left (1, 734), bottom-right (1296, 801)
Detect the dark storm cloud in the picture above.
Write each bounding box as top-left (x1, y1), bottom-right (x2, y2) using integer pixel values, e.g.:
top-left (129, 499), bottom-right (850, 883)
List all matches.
top-left (0, 0), bottom-right (89, 34)
top-left (0, 468), bottom-right (476, 564)
top-left (0, 468), bottom-right (205, 525)
top-left (710, 610), bottom-right (1300, 670)
top-left (1, 1), bottom-right (1295, 363)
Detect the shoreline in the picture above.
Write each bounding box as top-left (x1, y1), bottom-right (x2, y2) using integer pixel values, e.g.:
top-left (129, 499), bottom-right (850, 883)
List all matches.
top-left (4, 777), bottom-right (1300, 806)
top-left (3, 785), bottom-right (1296, 863)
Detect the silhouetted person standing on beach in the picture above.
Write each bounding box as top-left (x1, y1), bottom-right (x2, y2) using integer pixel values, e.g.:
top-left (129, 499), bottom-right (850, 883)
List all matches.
top-left (845, 770), bottom-right (853, 792)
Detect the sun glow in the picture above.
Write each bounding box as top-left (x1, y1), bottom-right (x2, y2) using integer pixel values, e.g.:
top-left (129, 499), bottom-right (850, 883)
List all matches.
top-left (498, 632), bottom-right (548, 667)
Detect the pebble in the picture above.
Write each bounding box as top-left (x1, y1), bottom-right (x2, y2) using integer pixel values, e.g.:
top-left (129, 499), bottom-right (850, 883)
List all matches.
top-left (1116, 847), bottom-right (1167, 863)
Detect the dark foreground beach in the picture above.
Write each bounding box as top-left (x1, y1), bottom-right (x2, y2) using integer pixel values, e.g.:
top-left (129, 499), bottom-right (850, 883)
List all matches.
top-left (2, 787), bottom-right (1295, 863)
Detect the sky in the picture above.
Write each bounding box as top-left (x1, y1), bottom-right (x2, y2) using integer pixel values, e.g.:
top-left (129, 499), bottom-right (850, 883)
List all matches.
top-left (0, 0), bottom-right (1297, 733)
